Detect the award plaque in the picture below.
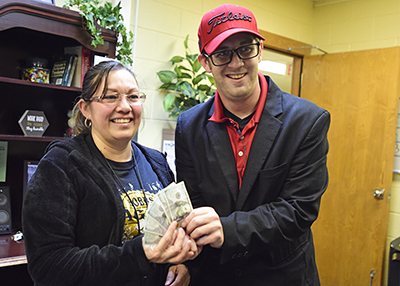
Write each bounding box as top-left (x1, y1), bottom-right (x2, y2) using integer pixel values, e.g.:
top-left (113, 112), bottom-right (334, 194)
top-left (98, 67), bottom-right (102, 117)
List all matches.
top-left (18, 110), bottom-right (49, 137)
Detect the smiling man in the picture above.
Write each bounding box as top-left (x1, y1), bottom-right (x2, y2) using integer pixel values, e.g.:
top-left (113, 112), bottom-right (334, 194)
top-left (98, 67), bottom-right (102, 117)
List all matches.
top-left (177, 4), bottom-right (331, 286)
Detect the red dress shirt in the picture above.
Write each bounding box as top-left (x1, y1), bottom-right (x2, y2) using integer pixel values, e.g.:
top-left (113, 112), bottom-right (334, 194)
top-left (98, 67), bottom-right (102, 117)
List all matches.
top-left (209, 72), bottom-right (268, 188)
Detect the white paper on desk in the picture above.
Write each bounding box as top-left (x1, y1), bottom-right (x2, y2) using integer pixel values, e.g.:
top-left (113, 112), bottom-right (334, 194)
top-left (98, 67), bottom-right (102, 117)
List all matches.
top-left (0, 141), bottom-right (8, 182)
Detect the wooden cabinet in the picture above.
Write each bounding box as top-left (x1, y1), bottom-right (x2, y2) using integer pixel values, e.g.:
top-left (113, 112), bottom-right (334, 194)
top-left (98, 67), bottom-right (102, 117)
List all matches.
top-left (0, 0), bottom-right (116, 280)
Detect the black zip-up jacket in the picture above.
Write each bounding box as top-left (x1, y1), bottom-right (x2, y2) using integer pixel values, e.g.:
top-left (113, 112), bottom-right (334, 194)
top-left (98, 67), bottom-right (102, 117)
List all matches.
top-left (22, 133), bottom-right (175, 286)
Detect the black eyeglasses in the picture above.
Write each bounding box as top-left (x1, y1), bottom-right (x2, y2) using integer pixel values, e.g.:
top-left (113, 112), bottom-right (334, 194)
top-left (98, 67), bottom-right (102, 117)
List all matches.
top-left (84, 92), bottom-right (146, 107)
top-left (204, 43), bottom-right (260, 66)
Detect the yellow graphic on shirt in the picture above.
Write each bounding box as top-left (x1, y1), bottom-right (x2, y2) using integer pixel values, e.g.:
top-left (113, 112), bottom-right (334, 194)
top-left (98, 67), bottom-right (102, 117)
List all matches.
top-left (119, 185), bottom-right (157, 240)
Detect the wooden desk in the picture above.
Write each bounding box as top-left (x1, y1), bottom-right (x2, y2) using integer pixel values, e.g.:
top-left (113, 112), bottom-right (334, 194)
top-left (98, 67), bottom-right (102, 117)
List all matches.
top-left (0, 234), bottom-right (32, 285)
top-left (0, 233), bottom-right (27, 267)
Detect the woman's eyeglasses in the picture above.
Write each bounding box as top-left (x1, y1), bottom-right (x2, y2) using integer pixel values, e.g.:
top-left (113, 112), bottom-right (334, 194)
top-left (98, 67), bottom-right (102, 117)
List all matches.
top-left (85, 92), bottom-right (146, 106)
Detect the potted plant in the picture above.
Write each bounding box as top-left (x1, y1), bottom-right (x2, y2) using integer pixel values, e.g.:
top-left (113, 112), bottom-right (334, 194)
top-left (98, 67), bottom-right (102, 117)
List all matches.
top-left (63, 0), bottom-right (134, 66)
top-left (157, 35), bottom-right (216, 118)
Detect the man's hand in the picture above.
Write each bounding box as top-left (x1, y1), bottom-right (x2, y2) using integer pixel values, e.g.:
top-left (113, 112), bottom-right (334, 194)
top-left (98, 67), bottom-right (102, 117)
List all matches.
top-left (181, 207), bottom-right (224, 248)
top-left (165, 264), bottom-right (190, 286)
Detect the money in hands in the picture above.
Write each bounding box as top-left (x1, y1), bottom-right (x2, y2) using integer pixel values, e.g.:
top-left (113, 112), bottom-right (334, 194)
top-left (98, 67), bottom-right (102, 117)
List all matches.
top-left (143, 181), bottom-right (192, 245)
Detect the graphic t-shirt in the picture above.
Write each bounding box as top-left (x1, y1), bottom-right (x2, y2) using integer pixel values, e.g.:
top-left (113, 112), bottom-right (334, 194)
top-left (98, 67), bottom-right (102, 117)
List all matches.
top-left (107, 146), bottom-right (163, 240)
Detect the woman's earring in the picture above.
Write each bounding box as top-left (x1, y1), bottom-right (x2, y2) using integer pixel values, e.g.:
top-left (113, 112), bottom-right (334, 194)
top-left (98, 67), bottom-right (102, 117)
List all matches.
top-left (84, 118), bottom-right (92, 128)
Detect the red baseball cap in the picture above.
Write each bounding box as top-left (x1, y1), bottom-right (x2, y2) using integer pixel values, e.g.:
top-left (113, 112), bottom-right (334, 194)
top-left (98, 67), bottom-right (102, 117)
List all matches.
top-left (198, 4), bottom-right (265, 54)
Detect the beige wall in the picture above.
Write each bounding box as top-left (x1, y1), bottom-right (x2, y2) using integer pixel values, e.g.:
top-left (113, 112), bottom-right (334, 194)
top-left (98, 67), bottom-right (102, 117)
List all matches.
top-left (55, 0), bottom-right (400, 284)
top-left (129, 0), bottom-right (314, 150)
top-left (313, 0), bottom-right (400, 53)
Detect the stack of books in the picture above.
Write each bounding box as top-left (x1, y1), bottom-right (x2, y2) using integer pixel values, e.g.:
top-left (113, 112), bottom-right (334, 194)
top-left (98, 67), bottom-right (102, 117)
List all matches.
top-left (50, 46), bottom-right (91, 87)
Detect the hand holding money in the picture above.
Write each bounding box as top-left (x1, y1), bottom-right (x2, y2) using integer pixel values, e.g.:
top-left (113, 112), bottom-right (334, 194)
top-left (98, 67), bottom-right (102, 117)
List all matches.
top-left (143, 221), bottom-right (196, 264)
top-left (143, 181), bottom-right (193, 245)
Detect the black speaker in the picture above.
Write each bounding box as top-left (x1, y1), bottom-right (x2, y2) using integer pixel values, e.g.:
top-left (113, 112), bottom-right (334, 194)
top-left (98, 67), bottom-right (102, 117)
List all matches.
top-left (0, 187), bottom-right (12, 234)
top-left (388, 236), bottom-right (400, 286)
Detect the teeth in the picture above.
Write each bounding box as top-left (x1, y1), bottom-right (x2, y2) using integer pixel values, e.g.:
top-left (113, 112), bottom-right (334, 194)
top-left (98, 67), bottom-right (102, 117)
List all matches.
top-left (229, 74), bottom-right (245, 79)
top-left (113, 119), bottom-right (130, 123)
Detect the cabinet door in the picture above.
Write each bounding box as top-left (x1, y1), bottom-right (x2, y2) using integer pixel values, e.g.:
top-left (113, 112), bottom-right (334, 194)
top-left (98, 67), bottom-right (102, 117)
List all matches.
top-left (301, 47), bottom-right (400, 286)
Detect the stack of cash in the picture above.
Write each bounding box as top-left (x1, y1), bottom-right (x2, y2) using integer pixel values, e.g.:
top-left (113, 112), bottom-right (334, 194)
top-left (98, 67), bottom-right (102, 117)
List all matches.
top-left (143, 181), bottom-right (193, 245)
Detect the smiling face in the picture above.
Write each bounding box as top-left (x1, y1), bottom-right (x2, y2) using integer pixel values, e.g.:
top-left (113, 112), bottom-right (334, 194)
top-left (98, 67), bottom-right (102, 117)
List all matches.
top-left (79, 69), bottom-right (142, 151)
top-left (199, 33), bottom-right (263, 106)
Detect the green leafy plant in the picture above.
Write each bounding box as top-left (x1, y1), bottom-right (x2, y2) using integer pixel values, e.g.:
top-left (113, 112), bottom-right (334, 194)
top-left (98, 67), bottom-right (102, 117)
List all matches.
top-left (63, 0), bottom-right (134, 66)
top-left (157, 35), bottom-right (216, 118)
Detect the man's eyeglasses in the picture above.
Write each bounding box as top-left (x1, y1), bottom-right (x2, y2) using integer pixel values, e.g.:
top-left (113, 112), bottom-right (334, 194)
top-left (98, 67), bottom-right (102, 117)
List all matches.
top-left (85, 92), bottom-right (146, 106)
top-left (204, 43), bottom-right (260, 66)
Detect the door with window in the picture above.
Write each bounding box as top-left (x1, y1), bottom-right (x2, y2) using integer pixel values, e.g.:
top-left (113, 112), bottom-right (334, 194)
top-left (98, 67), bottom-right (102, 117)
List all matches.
top-left (260, 48), bottom-right (302, 96)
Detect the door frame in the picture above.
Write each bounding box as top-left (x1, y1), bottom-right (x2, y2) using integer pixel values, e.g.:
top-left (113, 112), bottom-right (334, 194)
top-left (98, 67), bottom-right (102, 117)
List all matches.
top-left (259, 29), bottom-right (310, 96)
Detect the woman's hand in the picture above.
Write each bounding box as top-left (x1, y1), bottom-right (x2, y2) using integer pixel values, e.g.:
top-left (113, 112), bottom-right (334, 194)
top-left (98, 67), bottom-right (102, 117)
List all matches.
top-left (186, 233), bottom-right (203, 261)
top-left (143, 221), bottom-right (195, 264)
top-left (165, 264), bottom-right (190, 286)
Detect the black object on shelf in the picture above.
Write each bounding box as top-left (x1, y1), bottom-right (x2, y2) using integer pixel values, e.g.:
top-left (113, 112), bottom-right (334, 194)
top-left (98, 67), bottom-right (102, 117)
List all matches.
top-left (388, 236), bottom-right (400, 286)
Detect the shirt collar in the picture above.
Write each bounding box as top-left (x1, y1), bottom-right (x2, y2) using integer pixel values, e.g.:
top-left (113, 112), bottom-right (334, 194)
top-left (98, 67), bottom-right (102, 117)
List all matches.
top-left (209, 72), bottom-right (268, 123)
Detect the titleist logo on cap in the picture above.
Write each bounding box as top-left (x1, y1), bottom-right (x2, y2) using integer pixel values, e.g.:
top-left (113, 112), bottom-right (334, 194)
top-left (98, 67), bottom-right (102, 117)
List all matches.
top-left (207, 11), bottom-right (253, 34)
top-left (198, 4), bottom-right (264, 53)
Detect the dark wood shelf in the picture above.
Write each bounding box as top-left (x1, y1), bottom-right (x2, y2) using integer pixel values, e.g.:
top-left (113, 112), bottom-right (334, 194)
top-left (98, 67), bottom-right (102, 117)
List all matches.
top-left (0, 76), bottom-right (81, 92)
top-left (0, 1), bottom-right (117, 282)
top-left (0, 134), bottom-right (67, 142)
top-left (0, 0), bottom-right (116, 57)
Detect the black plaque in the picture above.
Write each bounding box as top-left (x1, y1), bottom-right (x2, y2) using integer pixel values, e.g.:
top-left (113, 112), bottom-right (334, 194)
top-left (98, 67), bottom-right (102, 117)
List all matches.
top-left (18, 110), bottom-right (49, 137)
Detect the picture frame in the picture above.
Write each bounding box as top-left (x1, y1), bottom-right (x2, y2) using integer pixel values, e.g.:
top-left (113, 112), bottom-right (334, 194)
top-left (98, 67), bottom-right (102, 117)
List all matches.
top-left (23, 160), bottom-right (39, 198)
top-left (37, 0), bottom-right (55, 5)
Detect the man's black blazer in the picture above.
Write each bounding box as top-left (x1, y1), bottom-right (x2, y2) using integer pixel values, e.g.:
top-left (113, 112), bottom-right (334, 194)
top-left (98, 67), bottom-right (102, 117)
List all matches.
top-left (175, 76), bottom-right (330, 286)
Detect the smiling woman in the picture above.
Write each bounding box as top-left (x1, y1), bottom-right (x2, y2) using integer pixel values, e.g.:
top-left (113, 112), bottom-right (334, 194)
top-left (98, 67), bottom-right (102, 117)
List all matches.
top-left (22, 60), bottom-right (197, 285)
top-left (69, 61), bottom-right (140, 140)
top-left (77, 66), bottom-right (143, 154)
